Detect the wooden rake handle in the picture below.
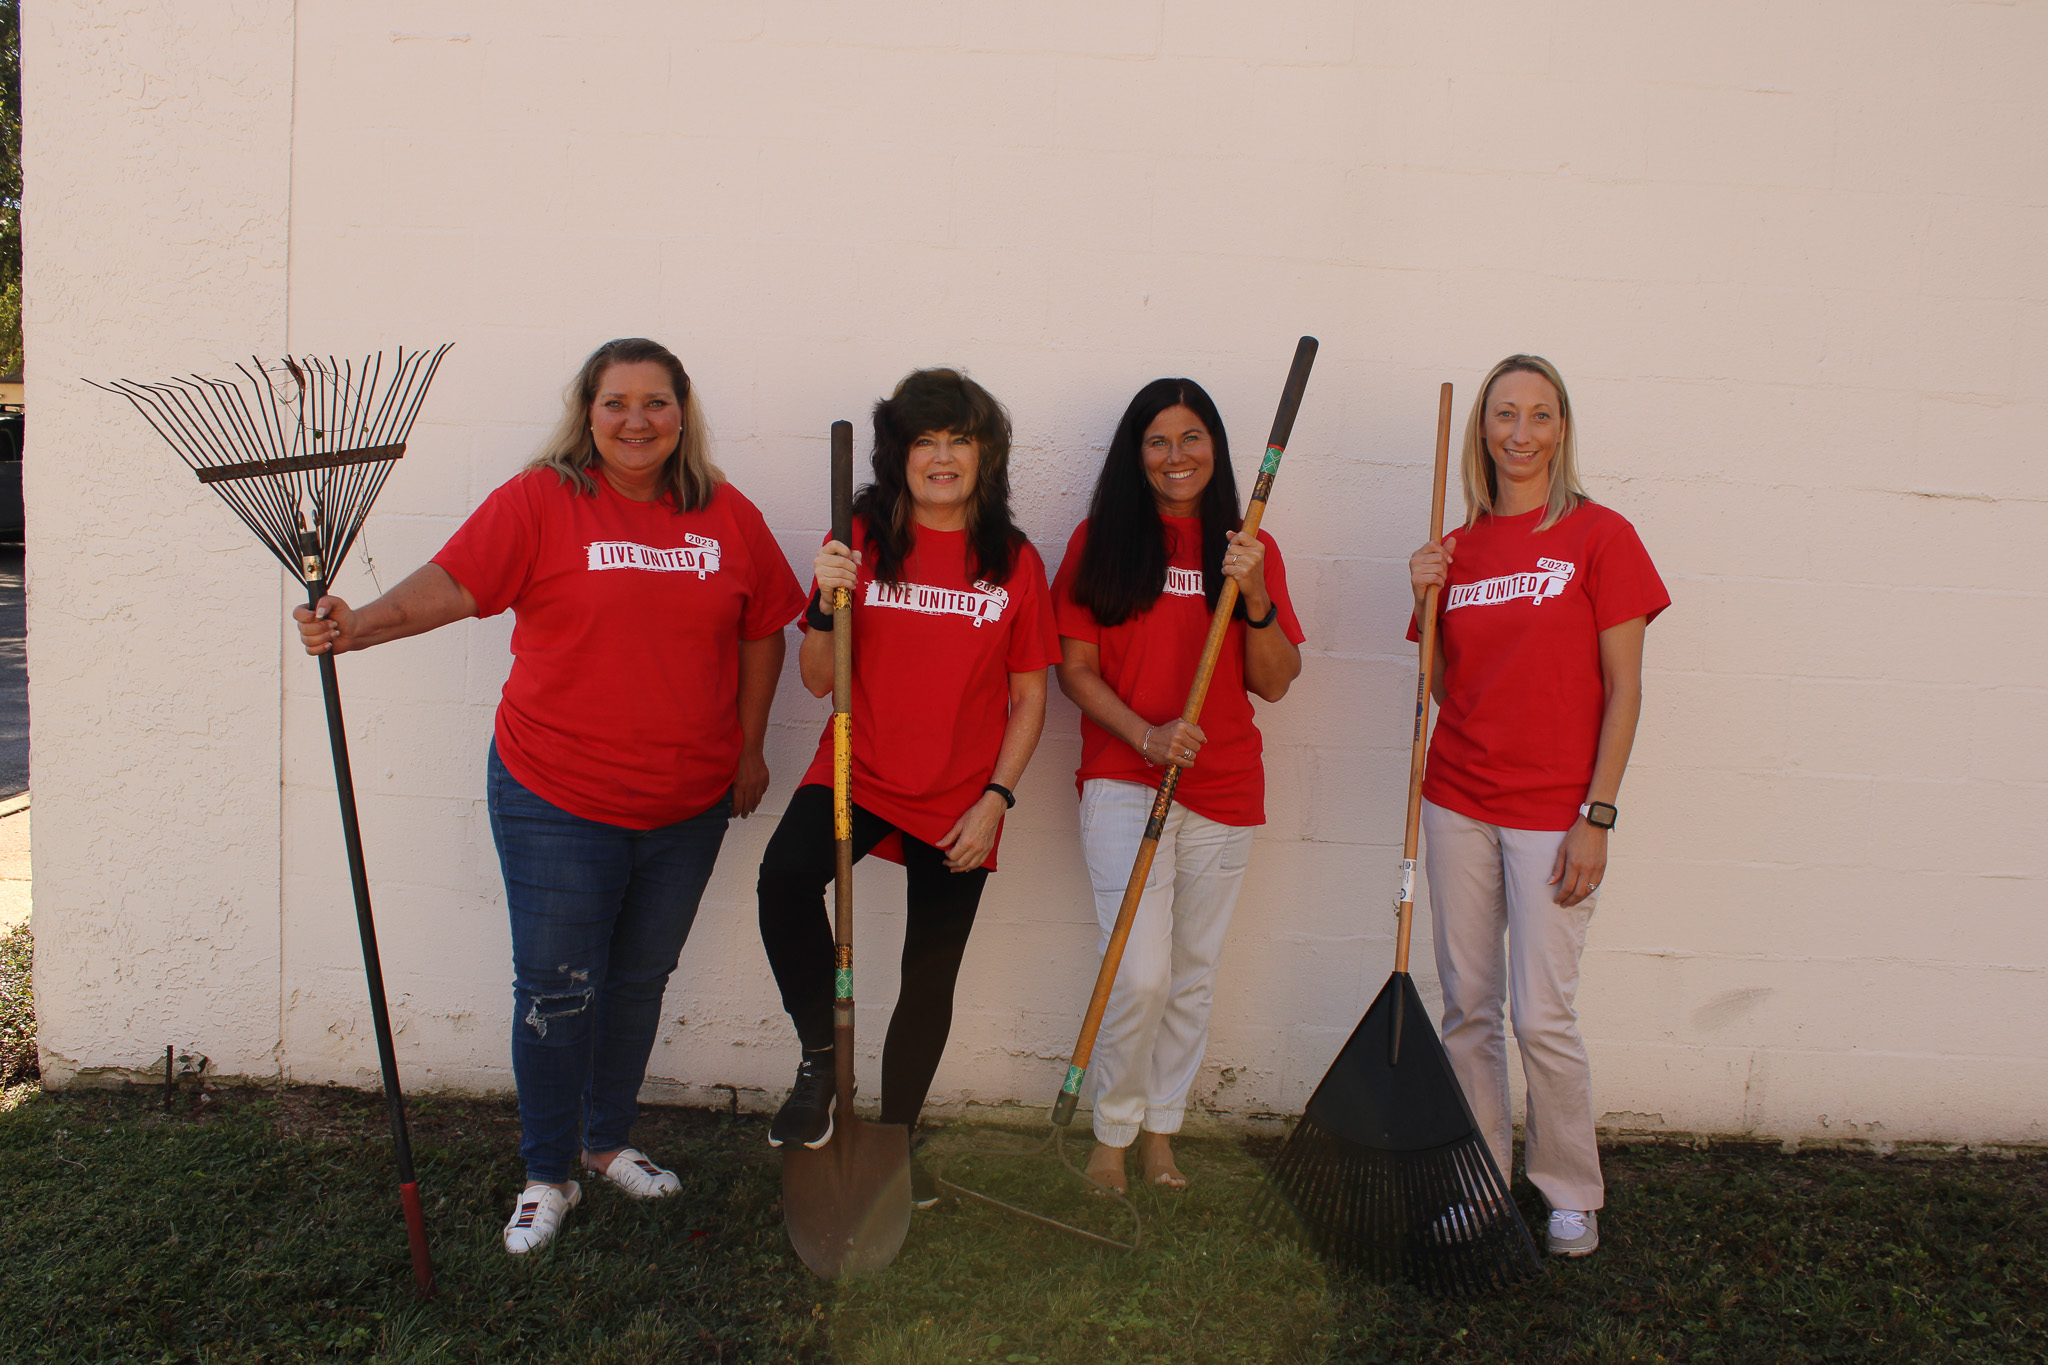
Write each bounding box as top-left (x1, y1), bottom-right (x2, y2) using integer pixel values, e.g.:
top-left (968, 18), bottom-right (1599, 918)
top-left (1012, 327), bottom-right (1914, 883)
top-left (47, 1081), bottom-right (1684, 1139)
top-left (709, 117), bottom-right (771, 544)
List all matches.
top-left (1387, 384), bottom-right (1453, 1068)
top-left (1394, 383), bottom-right (1454, 976)
top-left (1052, 337), bottom-right (1319, 1127)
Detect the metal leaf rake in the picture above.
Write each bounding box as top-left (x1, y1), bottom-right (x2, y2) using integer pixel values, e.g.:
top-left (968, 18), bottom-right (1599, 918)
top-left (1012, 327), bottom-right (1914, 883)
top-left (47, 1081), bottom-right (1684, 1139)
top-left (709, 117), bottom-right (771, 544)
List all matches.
top-left (88, 344), bottom-right (453, 1295)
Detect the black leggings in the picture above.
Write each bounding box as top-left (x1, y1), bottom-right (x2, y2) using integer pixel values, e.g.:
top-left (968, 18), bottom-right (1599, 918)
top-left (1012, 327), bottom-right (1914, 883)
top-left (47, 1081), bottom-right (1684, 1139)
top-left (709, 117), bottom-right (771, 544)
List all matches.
top-left (757, 783), bottom-right (990, 1128)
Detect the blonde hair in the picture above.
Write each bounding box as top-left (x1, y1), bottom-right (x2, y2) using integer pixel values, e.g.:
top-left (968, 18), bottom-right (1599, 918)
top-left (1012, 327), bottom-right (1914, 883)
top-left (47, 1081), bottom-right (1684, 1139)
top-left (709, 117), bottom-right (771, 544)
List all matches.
top-left (1459, 353), bottom-right (1586, 531)
top-left (527, 337), bottom-right (723, 512)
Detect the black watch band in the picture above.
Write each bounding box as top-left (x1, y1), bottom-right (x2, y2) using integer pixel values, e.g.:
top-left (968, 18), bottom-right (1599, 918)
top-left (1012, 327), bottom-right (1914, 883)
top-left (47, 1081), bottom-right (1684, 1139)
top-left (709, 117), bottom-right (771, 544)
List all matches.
top-left (1245, 601), bottom-right (1279, 629)
top-left (984, 782), bottom-right (1015, 809)
top-left (804, 589), bottom-right (835, 632)
top-left (1579, 801), bottom-right (1618, 830)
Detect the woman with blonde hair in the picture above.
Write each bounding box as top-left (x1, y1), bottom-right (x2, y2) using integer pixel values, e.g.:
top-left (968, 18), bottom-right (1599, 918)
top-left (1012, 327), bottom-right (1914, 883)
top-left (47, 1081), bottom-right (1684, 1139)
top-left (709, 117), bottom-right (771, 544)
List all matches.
top-left (293, 337), bottom-right (808, 1253)
top-left (1407, 354), bottom-right (1668, 1257)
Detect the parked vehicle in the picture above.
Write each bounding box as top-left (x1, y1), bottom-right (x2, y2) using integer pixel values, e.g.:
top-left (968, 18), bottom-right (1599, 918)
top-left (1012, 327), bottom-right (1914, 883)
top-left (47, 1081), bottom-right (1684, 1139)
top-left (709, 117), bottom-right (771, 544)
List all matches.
top-left (0, 408), bottom-right (20, 544)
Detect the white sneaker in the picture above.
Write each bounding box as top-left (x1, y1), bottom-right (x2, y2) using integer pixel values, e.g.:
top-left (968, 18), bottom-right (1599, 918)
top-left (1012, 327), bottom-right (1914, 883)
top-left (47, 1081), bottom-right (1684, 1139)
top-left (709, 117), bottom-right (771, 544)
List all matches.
top-left (503, 1180), bottom-right (581, 1254)
top-left (590, 1147), bottom-right (681, 1200)
top-left (1547, 1208), bottom-right (1599, 1257)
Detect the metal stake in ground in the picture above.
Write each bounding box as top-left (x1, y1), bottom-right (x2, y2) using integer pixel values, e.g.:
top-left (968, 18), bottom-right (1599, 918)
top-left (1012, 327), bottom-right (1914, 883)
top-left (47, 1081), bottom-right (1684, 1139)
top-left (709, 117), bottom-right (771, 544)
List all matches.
top-left (935, 337), bottom-right (1319, 1250)
top-left (1260, 383), bottom-right (1544, 1296)
top-left (89, 346), bottom-right (453, 1296)
top-left (782, 419), bottom-right (914, 1279)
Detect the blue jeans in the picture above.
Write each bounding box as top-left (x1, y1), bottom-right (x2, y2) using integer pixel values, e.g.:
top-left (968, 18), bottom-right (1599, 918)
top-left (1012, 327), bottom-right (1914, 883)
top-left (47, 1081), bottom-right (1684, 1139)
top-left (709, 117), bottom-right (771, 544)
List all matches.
top-left (487, 743), bottom-right (730, 1184)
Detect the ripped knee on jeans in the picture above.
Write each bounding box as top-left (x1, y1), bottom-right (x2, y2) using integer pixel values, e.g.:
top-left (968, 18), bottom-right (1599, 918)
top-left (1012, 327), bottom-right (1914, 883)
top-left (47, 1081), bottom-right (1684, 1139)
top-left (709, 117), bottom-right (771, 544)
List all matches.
top-left (520, 984), bottom-right (593, 1039)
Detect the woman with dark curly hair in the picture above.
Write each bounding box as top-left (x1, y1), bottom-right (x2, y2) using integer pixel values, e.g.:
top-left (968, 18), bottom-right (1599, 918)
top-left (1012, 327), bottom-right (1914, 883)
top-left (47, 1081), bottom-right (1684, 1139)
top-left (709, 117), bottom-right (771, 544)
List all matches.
top-left (756, 367), bottom-right (1061, 1207)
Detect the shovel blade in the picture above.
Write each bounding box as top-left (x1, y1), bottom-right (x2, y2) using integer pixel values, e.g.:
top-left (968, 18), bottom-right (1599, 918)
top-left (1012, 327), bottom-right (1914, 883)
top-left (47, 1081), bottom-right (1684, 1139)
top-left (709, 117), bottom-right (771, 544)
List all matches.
top-left (782, 1117), bottom-right (912, 1279)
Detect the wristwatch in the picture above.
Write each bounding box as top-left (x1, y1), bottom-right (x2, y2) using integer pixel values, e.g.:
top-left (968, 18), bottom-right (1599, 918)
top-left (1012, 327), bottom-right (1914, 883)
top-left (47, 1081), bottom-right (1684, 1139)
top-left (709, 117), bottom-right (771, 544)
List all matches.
top-left (1578, 801), bottom-right (1618, 830)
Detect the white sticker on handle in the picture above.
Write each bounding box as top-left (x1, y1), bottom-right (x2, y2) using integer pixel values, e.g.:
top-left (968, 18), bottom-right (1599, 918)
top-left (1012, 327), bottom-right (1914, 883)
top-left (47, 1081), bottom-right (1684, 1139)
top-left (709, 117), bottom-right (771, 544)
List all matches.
top-left (1397, 858), bottom-right (1416, 908)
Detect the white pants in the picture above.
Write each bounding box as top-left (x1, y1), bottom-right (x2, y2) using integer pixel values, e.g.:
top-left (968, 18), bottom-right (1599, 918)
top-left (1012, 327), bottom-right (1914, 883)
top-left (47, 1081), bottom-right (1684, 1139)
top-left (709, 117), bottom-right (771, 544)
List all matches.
top-left (1423, 798), bottom-right (1605, 1212)
top-left (1079, 778), bottom-right (1255, 1147)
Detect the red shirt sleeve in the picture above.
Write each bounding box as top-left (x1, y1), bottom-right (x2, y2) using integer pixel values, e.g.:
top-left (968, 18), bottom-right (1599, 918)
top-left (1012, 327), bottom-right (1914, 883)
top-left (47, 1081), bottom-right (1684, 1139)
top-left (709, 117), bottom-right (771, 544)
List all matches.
top-left (1049, 522), bottom-right (1100, 643)
top-left (727, 489), bottom-right (809, 640)
top-left (1259, 531), bottom-right (1308, 645)
top-left (1588, 516), bottom-right (1670, 630)
top-left (1005, 541), bottom-right (1064, 672)
top-left (431, 472), bottom-right (544, 618)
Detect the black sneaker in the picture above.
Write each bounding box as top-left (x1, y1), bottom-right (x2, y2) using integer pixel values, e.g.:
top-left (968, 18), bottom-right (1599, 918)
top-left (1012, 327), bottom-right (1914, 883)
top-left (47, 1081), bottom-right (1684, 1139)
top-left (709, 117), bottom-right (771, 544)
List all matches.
top-left (768, 1050), bottom-right (836, 1149)
top-left (910, 1156), bottom-right (940, 1210)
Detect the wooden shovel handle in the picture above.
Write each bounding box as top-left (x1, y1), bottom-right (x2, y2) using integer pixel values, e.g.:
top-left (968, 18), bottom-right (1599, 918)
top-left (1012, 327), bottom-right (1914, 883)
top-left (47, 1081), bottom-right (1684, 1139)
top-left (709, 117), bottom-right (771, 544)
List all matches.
top-left (1393, 383), bottom-right (1453, 976)
top-left (829, 421), bottom-right (857, 1113)
top-left (1052, 337), bottom-right (1318, 1125)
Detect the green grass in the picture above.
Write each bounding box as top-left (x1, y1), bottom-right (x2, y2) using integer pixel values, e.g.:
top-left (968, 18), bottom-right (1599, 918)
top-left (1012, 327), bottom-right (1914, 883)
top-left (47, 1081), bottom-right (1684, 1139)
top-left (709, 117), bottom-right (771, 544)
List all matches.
top-left (0, 1083), bottom-right (2042, 1363)
top-left (0, 920), bottom-right (31, 1086)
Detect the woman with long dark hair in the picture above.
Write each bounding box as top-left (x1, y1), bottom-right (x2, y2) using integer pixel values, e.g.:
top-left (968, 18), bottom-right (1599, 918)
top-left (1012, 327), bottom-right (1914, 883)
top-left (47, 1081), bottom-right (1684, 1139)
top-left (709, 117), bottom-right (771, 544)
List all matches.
top-left (1050, 378), bottom-right (1304, 1194)
top-left (1407, 354), bottom-right (1668, 1257)
top-left (756, 367), bottom-right (1060, 1207)
top-left (294, 338), bottom-right (808, 1253)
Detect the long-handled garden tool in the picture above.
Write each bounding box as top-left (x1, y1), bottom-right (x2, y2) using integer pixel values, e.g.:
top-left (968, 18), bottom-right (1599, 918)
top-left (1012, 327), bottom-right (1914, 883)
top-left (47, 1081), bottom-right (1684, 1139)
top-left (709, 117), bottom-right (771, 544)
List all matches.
top-left (782, 419), bottom-right (914, 1279)
top-left (935, 336), bottom-right (1320, 1251)
top-left (1261, 382), bottom-right (1543, 1296)
top-left (90, 346), bottom-right (453, 1295)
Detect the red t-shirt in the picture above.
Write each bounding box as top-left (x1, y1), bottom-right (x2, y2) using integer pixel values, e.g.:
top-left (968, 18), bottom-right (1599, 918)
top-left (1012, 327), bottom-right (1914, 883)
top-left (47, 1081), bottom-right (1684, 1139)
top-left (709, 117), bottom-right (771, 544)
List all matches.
top-left (799, 519), bottom-right (1061, 869)
top-left (1408, 501), bottom-right (1669, 831)
top-left (1051, 516), bottom-right (1306, 827)
top-left (434, 470), bottom-right (807, 829)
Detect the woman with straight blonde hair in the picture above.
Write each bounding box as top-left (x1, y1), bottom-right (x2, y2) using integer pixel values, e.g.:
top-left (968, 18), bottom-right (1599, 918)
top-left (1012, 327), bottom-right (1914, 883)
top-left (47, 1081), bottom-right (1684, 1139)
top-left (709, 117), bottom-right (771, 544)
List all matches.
top-left (1407, 354), bottom-right (1668, 1258)
top-left (293, 337), bottom-right (808, 1254)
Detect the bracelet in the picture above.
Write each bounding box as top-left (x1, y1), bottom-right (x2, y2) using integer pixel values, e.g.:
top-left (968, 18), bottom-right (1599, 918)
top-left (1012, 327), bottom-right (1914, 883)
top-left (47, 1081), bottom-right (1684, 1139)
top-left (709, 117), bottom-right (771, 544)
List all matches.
top-left (1139, 724), bottom-right (1157, 766)
top-left (1245, 601), bottom-right (1279, 629)
top-left (804, 589), bottom-right (835, 632)
top-left (984, 782), bottom-right (1015, 809)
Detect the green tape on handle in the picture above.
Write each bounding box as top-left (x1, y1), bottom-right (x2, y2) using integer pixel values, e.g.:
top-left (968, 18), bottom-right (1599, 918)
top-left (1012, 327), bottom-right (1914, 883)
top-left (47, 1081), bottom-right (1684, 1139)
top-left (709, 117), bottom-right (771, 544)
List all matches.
top-left (834, 967), bottom-right (852, 999)
top-left (1061, 1063), bottom-right (1086, 1096)
top-left (1260, 444), bottom-right (1283, 475)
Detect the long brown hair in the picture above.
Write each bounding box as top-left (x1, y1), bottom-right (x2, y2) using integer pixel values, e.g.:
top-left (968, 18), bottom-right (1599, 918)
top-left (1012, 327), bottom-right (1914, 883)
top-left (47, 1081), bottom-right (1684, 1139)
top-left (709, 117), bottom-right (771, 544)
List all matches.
top-left (1459, 353), bottom-right (1587, 531)
top-left (527, 337), bottom-right (722, 512)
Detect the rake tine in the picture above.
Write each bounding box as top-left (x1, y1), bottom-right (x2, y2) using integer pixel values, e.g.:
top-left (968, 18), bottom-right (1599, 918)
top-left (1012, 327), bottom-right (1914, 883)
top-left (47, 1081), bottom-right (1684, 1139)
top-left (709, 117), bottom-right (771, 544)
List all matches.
top-left (930, 1121), bottom-right (1142, 1253)
top-left (206, 372), bottom-right (303, 548)
top-left (218, 367), bottom-right (290, 465)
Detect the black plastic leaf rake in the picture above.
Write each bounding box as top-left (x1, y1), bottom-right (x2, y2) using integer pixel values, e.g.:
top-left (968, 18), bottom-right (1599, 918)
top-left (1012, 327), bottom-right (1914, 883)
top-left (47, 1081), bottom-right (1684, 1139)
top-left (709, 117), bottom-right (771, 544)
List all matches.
top-left (88, 345), bottom-right (453, 1295)
top-left (1258, 383), bottom-right (1543, 1297)
top-left (933, 337), bottom-right (1320, 1254)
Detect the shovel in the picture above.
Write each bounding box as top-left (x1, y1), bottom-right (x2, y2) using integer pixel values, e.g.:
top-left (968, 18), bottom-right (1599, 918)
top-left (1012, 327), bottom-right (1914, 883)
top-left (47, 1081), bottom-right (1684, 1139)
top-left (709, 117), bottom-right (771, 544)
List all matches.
top-left (782, 419), bottom-right (914, 1279)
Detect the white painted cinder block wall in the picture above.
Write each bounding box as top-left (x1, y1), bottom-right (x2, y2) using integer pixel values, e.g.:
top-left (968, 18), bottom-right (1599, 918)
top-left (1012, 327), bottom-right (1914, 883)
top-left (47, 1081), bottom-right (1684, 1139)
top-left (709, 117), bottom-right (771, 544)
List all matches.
top-left (25, 1), bottom-right (2048, 1147)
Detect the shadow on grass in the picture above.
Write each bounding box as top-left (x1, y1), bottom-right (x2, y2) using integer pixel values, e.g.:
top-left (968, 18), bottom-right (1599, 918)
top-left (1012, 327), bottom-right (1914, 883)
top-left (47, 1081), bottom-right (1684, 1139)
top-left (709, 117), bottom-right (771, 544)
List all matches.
top-left (0, 1086), bottom-right (2042, 1363)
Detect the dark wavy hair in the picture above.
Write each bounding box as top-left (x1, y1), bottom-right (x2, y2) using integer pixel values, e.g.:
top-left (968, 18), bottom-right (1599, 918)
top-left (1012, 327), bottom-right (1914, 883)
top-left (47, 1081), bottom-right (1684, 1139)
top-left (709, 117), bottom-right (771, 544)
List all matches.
top-left (854, 367), bottom-right (1024, 586)
top-left (1072, 378), bottom-right (1243, 627)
